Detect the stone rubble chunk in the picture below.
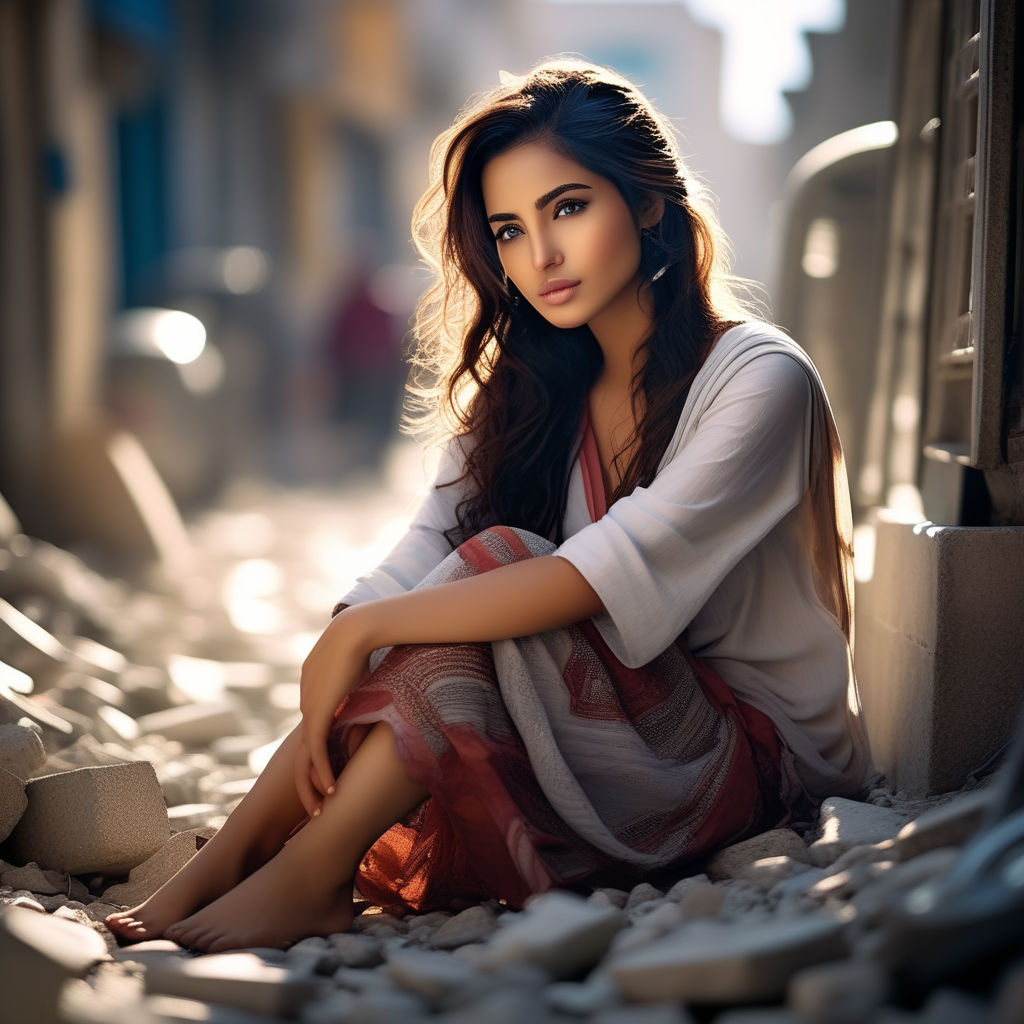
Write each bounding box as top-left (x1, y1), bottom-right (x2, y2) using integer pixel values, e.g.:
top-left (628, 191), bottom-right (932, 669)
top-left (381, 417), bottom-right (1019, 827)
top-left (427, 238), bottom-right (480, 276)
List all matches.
top-left (55, 673), bottom-right (127, 717)
top-left (325, 931), bottom-right (384, 968)
top-left (0, 597), bottom-right (70, 683)
top-left (676, 879), bottom-right (726, 919)
top-left (166, 802), bottom-right (220, 831)
top-left (625, 882), bottom-right (665, 912)
top-left (609, 913), bottom-right (849, 1003)
top-left (39, 732), bottom-right (134, 774)
top-left (992, 957), bottom-right (1024, 1024)
top-left (386, 947), bottom-right (478, 1005)
top-left (915, 987), bottom-right (992, 1024)
top-left (428, 903), bottom-right (498, 949)
top-left (769, 865), bottom-right (830, 901)
top-left (0, 762), bottom-right (28, 841)
top-left (144, 951), bottom-right (326, 1017)
top-left (896, 788), bottom-right (994, 861)
top-left (850, 847), bottom-right (960, 928)
top-left (349, 911), bottom-right (408, 936)
top-left (0, 720), bottom-right (47, 778)
top-left (478, 890), bottom-right (624, 978)
top-left (285, 936), bottom-right (340, 975)
top-left (0, 660), bottom-right (34, 696)
top-left (96, 705), bottom-right (141, 745)
top-left (137, 701), bottom-right (242, 747)
top-left (707, 829), bottom-right (810, 880)
top-left (344, 986), bottom-right (430, 1021)
top-left (736, 855), bottom-right (810, 887)
top-left (589, 885), bottom-right (629, 908)
top-left (7, 761), bottom-right (170, 875)
top-left (716, 878), bottom-right (775, 921)
top-left (592, 1005), bottom-right (696, 1024)
top-left (403, 909), bottom-right (451, 940)
top-left (102, 827), bottom-right (217, 907)
top-left (5, 893), bottom-right (46, 912)
top-left (0, 905), bottom-right (110, 1024)
top-left (0, 683), bottom-right (76, 739)
top-left (440, 987), bottom-right (550, 1024)
top-left (828, 839), bottom-right (899, 874)
top-left (786, 957), bottom-right (888, 1023)
top-left (808, 798), bottom-right (909, 866)
top-left (300, 990), bottom-right (357, 1023)
top-left (544, 970), bottom-right (622, 1016)
top-left (0, 861), bottom-right (68, 895)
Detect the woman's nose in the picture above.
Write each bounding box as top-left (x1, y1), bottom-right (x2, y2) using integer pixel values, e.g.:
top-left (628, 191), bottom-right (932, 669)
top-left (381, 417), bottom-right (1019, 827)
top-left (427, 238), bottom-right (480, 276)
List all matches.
top-left (531, 233), bottom-right (563, 271)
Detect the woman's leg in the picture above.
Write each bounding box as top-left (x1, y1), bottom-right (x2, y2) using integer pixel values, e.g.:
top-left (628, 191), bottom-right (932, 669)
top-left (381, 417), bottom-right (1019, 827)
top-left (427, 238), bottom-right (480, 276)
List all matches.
top-left (105, 723), bottom-right (313, 942)
top-left (163, 721), bottom-right (428, 952)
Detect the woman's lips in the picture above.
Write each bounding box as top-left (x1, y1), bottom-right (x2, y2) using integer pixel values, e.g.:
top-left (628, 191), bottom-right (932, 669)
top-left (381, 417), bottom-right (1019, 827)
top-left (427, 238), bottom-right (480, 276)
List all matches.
top-left (538, 279), bottom-right (580, 305)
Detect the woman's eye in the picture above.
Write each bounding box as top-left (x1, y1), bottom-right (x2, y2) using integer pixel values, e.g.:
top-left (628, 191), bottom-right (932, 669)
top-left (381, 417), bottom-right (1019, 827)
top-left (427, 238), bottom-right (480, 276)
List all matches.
top-left (494, 224), bottom-right (522, 243)
top-left (555, 198), bottom-right (587, 218)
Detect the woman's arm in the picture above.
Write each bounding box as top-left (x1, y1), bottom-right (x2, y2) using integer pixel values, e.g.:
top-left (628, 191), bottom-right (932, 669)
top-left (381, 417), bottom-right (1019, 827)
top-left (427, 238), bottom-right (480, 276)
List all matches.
top-left (299, 554), bottom-right (602, 800)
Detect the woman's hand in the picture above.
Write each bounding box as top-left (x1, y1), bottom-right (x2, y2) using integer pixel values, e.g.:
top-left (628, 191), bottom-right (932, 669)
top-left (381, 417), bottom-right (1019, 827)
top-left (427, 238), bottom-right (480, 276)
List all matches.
top-left (298, 608), bottom-right (373, 800)
top-left (292, 733), bottom-right (328, 818)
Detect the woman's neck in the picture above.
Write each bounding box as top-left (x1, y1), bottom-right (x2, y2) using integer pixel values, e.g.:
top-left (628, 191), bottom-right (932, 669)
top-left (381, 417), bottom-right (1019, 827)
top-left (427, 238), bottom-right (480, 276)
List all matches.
top-left (588, 279), bottom-right (654, 392)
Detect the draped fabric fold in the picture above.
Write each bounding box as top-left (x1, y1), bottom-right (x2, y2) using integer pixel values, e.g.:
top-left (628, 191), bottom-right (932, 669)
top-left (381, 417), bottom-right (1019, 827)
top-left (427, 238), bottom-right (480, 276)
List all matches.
top-left (326, 526), bottom-right (805, 914)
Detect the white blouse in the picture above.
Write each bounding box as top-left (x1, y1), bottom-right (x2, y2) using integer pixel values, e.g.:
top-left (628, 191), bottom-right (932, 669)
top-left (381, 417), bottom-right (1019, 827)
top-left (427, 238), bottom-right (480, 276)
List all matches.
top-left (338, 322), bottom-right (871, 798)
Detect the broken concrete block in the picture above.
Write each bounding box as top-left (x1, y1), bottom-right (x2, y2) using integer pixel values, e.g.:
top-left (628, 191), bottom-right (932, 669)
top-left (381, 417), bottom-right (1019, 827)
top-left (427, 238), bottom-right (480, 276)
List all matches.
top-left (137, 701), bottom-right (241, 746)
top-left (429, 903), bottom-right (499, 950)
top-left (609, 914), bottom-right (849, 1003)
top-left (479, 890), bottom-right (624, 978)
top-left (809, 798), bottom-right (909, 865)
top-left (101, 826), bottom-right (216, 907)
top-left (736, 855), bottom-right (813, 887)
top-left (707, 829), bottom-right (810, 880)
top-left (787, 957), bottom-right (888, 1023)
top-left (0, 598), bottom-right (70, 684)
top-left (896, 788), bottom-right (994, 861)
top-left (144, 951), bottom-right (325, 1016)
top-left (0, 905), bottom-right (109, 1024)
top-left (7, 761), bottom-right (170, 875)
top-left (0, 721), bottom-right (47, 780)
top-left (0, 767), bottom-right (28, 842)
top-left (324, 932), bottom-right (384, 968)
top-left (0, 683), bottom-right (76, 739)
top-left (0, 862), bottom-right (68, 895)
top-left (386, 947), bottom-right (478, 1005)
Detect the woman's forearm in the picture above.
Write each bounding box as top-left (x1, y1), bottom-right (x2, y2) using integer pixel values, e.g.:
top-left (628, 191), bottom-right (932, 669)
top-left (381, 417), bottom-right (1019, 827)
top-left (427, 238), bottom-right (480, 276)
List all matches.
top-left (337, 555), bottom-right (603, 658)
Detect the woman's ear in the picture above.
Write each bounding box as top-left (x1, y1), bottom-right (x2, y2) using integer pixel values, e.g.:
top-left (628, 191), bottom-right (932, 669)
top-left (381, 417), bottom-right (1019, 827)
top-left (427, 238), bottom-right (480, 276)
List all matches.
top-left (639, 194), bottom-right (665, 230)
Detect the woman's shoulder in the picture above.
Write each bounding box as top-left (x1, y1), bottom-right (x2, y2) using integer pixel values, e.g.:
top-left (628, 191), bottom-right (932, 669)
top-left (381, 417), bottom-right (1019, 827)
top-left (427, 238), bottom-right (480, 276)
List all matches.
top-left (708, 320), bottom-right (813, 372)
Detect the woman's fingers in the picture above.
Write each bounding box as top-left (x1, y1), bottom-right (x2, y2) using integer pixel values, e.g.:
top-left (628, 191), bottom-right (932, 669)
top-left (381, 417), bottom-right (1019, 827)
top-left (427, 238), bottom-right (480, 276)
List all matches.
top-left (309, 721), bottom-right (337, 798)
top-left (293, 743), bottom-right (322, 818)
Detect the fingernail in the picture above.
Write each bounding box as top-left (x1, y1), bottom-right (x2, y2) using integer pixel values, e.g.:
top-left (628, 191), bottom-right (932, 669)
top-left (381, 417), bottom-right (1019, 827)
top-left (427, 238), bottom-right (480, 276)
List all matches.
top-left (313, 807), bottom-right (321, 817)
top-left (327, 785), bottom-right (336, 796)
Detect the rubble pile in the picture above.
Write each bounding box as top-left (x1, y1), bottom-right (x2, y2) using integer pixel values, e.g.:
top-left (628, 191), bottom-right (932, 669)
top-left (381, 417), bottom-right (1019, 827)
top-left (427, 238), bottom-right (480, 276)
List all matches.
top-left (0, 483), bottom-right (1021, 1024)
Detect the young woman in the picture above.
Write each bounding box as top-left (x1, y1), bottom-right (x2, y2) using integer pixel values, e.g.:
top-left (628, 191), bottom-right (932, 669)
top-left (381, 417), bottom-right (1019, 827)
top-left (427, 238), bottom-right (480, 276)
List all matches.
top-left (107, 59), bottom-right (870, 952)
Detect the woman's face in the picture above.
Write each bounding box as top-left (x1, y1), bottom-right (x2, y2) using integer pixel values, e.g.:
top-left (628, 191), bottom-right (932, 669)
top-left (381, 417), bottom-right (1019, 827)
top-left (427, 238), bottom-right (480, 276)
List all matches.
top-left (481, 141), bottom-right (657, 339)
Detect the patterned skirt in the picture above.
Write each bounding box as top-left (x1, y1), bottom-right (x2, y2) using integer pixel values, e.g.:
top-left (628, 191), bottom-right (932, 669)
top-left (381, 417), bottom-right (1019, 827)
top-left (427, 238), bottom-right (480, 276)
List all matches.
top-left (327, 527), bottom-right (802, 914)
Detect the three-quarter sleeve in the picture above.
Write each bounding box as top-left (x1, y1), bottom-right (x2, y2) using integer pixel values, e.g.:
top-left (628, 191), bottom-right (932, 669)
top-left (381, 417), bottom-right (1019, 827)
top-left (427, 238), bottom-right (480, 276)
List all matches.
top-left (337, 438), bottom-right (470, 606)
top-left (555, 351), bottom-right (812, 667)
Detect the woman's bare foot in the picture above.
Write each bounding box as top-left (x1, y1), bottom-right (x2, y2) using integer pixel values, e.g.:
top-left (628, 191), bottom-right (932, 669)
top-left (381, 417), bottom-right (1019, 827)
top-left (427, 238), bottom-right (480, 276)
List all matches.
top-left (104, 842), bottom-right (251, 944)
top-left (164, 842), bottom-right (356, 952)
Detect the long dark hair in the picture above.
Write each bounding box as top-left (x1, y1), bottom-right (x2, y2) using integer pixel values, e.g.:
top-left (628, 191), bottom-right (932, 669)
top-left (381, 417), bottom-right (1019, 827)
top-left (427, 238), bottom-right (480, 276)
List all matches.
top-left (408, 59), bottom-right (755, 543)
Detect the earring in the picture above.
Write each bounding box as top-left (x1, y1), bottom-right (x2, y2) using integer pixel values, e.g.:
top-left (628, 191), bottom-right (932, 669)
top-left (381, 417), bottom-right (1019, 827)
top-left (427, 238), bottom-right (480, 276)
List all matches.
top-left (641, 227), bottom-right (669, 283)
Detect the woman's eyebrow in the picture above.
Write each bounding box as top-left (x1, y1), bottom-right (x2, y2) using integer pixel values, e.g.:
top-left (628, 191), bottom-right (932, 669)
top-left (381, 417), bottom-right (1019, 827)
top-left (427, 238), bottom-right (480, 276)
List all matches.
top-left (487, 182), bottom-right (592, 224)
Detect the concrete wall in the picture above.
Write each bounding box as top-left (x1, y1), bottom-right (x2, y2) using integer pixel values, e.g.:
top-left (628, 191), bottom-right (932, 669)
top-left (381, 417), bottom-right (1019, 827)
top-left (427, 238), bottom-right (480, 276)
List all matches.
top-left (855, 513), bottom-right (1024, 794)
